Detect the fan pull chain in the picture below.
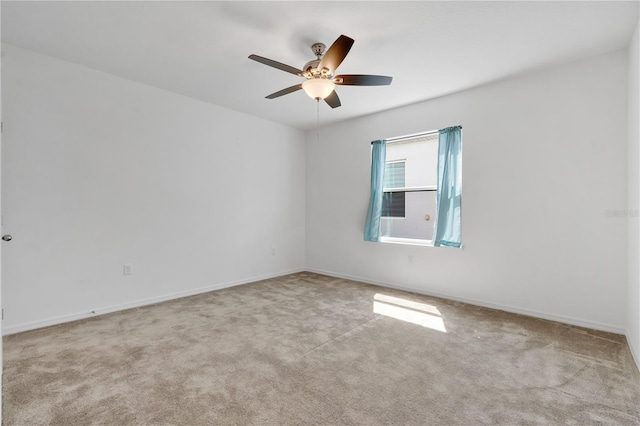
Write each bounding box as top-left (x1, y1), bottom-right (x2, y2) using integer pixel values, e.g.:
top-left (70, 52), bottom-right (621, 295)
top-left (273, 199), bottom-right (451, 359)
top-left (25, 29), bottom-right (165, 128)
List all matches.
top-left (316, 99), bottom-right (320, 143)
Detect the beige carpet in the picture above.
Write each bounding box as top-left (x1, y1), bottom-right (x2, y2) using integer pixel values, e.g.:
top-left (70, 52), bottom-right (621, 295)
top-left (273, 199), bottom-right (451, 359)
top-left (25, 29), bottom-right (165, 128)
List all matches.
top-left (3, 272), bottom-right (640, 425)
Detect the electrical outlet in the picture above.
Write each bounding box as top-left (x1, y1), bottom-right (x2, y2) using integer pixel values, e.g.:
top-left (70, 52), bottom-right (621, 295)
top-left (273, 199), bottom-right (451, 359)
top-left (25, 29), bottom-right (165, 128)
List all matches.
top-left (123, 264), bottom-right (133, 275)
top-left (271, 247), bottom-right (276, 256)
top-left (408, 255), bottom-right (414, 264)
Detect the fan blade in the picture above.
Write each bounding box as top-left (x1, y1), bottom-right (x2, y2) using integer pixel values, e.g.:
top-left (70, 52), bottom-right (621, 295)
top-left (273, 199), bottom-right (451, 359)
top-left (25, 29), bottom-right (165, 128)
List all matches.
top-left (335, 74), bottom-right (393, 86)
top-left (248, 54), bottom-right (303, 76)
top-left (324, 90), bottom-right (341, 108)
top-left (266, 84), bottom-right (303, 99)
top-left (318, 35), bottom-right (354, 74)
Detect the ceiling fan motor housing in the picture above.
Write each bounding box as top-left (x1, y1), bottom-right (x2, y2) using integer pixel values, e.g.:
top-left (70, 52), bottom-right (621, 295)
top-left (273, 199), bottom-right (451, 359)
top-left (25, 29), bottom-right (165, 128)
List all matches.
top-left (303, 59), bottom-right (321, 73)
top-left (302, 60), bottom-right (331, 79)
top-left (302, 43), bottom-right (331, 78)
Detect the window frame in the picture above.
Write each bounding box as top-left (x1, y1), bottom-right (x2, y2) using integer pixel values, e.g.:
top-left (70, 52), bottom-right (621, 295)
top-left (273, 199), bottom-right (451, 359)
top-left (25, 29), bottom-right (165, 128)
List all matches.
top-left (378, 131), bottom-right (439, 246)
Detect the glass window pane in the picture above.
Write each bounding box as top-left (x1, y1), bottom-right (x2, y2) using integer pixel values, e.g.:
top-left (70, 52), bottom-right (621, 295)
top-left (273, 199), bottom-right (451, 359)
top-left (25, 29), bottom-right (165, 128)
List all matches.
top-left (380, 190), bottom-right (437, 240)
top-left (385, 139), bottom-right (438, 188)
top-left (384, 161), bottom-right (405, 189)
top-left (382, 192), bottom-right (405, 217)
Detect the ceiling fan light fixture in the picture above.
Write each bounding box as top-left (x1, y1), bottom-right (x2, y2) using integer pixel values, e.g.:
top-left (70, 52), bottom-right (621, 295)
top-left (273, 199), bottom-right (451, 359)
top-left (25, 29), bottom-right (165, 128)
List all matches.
top-left (302, 78), bottom-right (335, 100)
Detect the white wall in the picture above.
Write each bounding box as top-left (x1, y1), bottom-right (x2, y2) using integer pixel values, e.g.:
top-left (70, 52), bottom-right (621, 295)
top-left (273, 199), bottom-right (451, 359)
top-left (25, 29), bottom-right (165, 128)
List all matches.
top-left (1, 44), bottom-right (306, 333)
top-left (628, 18), bottom-right (640, 367)
top-left (306, 51), bottom-right (629, 333)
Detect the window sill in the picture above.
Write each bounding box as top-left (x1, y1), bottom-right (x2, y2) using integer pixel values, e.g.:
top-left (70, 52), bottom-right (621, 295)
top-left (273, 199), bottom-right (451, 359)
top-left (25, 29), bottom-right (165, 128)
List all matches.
top-left (379, 237), bottom-right (434, 247)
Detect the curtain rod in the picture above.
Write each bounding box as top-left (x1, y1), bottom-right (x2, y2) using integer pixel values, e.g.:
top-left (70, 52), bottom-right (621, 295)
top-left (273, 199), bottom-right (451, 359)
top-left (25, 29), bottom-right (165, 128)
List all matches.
top-left (371, 130), bottom-right (437, 144)
top-left (385, 129), bottom-right (438, 143)
top-left (372, 126), bottom-right (462, 144)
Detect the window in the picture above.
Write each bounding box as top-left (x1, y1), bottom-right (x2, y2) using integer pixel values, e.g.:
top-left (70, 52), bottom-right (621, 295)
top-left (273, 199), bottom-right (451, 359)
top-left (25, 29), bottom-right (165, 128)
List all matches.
top-left (365, 126), bottom-right (462, 247)
top-left (380, 133), bottom-right (439, 244)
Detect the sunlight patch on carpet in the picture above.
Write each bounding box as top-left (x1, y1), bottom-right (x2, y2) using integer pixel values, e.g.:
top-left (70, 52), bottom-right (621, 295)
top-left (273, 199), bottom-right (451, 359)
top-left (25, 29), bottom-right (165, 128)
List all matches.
top-left (373, 293), bottom-right (447, 332)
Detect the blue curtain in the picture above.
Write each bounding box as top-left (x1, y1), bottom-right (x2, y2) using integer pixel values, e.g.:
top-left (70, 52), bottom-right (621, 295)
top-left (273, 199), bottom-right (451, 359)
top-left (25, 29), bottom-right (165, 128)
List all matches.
top-left (434, 126), bottom-right (462, 247)
top-left (364, 140), bottom-right (387, 242)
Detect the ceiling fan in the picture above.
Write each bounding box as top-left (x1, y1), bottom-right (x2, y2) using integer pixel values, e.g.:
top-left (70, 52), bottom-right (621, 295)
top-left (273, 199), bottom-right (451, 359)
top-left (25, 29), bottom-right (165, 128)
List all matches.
top-left (248, 35), bottom-right (392, 108)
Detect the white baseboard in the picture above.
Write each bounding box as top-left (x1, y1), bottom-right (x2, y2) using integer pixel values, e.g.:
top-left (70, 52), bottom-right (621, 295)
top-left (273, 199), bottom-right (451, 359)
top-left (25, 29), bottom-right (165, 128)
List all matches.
top-left (306, 267), bottom-right (627, 335)
top-left (2, 268), bottom-right (304, 336)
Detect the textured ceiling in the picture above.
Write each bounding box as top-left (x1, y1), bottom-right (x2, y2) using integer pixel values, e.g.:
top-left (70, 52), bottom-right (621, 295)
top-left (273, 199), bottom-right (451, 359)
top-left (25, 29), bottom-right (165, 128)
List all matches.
top-left (2, 1), bottom-right (638, 130)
